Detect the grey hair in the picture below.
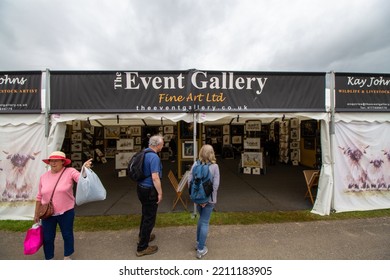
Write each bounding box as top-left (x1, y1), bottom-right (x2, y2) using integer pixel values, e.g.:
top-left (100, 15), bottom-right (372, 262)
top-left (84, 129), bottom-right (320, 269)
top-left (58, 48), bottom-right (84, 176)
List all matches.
top-left (149, 135), bottom-right (164, 147)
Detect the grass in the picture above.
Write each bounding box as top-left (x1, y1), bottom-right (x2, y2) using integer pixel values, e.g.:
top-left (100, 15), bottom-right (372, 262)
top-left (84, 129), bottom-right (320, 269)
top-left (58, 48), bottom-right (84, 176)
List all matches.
top-left (1, 208), bottom-right (390, 232)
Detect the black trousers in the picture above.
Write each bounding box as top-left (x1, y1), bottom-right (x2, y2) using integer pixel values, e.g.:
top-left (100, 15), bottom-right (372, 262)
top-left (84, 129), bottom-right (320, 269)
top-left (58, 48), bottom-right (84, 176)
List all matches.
top-left (137, 185), bottom-right (158, 251)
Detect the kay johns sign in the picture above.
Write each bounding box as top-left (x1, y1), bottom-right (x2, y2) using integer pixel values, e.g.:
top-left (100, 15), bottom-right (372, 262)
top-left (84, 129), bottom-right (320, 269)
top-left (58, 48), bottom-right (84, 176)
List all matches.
top-left (335, 73), bottom-right (390, 112)
top-left (50, 71), bottom-right (325, 113)
top-left (0, 72), bottom-right (41, 113)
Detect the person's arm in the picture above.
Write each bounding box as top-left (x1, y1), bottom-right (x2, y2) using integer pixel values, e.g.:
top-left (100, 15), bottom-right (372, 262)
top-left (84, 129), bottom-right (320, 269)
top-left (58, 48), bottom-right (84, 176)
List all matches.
top-left (33, 200), bottom-right (41, 223)
top-left (152, 172), bottom-right (163, 204)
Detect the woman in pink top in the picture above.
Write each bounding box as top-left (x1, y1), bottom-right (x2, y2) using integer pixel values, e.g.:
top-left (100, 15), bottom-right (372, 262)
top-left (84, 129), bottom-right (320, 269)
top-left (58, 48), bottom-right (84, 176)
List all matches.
top-left (34, 151), bottom-right (92, 260)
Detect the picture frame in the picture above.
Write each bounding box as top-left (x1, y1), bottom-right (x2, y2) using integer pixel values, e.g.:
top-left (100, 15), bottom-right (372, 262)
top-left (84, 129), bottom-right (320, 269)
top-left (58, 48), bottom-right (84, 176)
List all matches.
top-left (163, 134), bottom-right (173, 143)
top-left (164, 126), bottom-right (174, 134)
top-left (243, 167), bottom-right (252, 174)
top-left (71, 143), bottom-right (82, 152)
top-left (223, 135), bottom-right (230, 145)
top-left (117, 138), bottom-right (134, 150)
top-left (223, 125), bottom-right (230, 135)
top-left (291, 149), bottom-right (300, 161)
top-left (242, 152), bottom-right (262, 168)
top-left (104, 126), bottom-right (120, 139)
top-left (71, 153), bottom-right (82, 161)
top-left (72, 120), bottom-right (81, 131)
top-left (182, 141), bottom-right (195, 159)
top-left (71, 132), bottom-right (82, 142)
top-left (301, 120), bottom-right (317, 137)
top-left (290, 118), bottom-right (299, 128)
top-left (130, 126), bottom-right (142, 136)
top-left (232, 135), bottom-right (242, 144)
top-left (290, 141), bottom-right (300, 149)
top-left (180, 122), bottom-right (198, 139)
top-left (244, 138), bottom-right (261, 150)
top-left (252, 167), bottom-right (261, 175)
top-left (135, 137), bottom-right (141, 145)
top-left (245, 120), bottom-right (261, 132)
top-left (71, 161), bottom-right (82, 170)
top-left (115, 152), bottom-right (136, 169)
top-left (290, 129), bottom-right (299, 140)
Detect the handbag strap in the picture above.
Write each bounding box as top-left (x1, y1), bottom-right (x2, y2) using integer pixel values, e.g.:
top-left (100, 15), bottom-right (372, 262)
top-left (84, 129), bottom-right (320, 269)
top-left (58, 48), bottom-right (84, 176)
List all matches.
top-left (48, 167), bottom-right (66, 202)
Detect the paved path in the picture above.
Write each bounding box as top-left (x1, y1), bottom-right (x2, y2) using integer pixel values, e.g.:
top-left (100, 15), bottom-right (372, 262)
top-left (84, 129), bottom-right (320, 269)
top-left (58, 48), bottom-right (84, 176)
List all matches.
top-left (1, 217), bottom-right (390, 260)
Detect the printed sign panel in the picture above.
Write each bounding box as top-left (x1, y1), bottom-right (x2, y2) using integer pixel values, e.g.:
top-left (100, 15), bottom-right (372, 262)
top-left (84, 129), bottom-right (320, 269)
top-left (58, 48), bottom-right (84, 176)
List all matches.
top-left (0, 72), bottom-right (42, 113)
top-left (335, 73), bottom-right (390, 112)
top-left (50, 71), bottom-right (326, 113)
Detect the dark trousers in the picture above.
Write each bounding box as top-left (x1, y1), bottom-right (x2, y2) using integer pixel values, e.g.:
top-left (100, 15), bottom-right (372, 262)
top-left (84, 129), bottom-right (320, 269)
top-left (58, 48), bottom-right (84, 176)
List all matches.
top-left (137, 185), bottom-right (158, 251)
top-left (41, 208), bottom-right (75, 260)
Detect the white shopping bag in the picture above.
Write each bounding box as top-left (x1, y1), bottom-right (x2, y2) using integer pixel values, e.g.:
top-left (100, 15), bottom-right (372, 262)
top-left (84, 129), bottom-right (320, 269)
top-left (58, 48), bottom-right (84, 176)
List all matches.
top-left (76, 167), bottom-right (107, 205)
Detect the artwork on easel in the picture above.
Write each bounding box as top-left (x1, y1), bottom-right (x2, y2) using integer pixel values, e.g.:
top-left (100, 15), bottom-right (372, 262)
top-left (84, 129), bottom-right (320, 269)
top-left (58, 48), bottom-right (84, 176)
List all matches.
top-left (242, 152), bottom-right (262, 168)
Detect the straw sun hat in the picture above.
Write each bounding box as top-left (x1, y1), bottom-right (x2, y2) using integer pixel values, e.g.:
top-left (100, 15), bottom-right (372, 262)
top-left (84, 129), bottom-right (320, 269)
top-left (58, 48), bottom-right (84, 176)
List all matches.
top-left (42, 151), bottom-right (71, 166)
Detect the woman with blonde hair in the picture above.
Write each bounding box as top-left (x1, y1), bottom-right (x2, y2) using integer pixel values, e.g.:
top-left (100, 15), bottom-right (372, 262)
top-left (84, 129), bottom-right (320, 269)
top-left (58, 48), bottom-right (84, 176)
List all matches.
top-left (188, 144), bottom-right (220, 259)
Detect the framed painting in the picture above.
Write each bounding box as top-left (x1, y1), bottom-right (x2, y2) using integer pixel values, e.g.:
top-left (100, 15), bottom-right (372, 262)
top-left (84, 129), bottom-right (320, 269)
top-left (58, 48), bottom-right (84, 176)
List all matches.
top-left (223, 125), bottom-right (230, 135)
top-left (301, 120), bottom-right (317, 137)
top-left (242, 152), bottom-right (262, 168)
top-left (115, 152), bottom-right (135, 169)
top-left (104, 126), bottom-right (120, 139)
top-left (223, 135), bottom-right (230, 145)
top-left (117, 138), bottom-right (134, 150)
top-left (182, 141), bottom-right (195, 159)
top-left (290, 141), bottom-right (300, 149)
top-left (164, 126), bottom-right (174, 134)
top-left (71, 132), bottom-right (82, 142)
top-left (244, 138), bottom-right (261, 150)
top-left (232, 136), bottom-right (242, 144)
top-left (72, 120), bottom-right (81, 131)
top-left (290, 129), bottom-right (300, 140)
top-left (290, 118), bottom-right (299, 128)
top-left (130, 126), bottom-right (142, 136)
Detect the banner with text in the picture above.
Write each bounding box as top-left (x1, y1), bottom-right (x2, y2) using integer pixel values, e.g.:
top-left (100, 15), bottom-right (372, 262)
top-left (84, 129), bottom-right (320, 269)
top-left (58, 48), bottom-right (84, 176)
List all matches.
top-left (335, 73), bottom-right (390, 112)
top-left (50, 71), bottom-right (325, 113)
top-left (0, 72), bottom-right (42, 113)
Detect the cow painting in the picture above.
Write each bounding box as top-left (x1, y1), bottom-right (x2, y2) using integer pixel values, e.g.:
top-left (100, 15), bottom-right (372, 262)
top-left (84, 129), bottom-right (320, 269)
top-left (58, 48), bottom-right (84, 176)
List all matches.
top-left (1, 151), bottom-right (40, 201)
top-left (338, 145), bottom-right (369, 191)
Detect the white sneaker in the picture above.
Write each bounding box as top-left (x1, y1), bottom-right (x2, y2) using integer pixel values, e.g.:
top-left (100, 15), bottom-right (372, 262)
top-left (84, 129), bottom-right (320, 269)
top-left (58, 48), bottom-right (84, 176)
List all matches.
top-left (196, 246), bottom-right (208, 259)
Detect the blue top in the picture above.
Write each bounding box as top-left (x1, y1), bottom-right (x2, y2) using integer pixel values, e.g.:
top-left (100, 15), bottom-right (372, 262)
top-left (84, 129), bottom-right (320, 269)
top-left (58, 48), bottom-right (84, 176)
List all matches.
top-left (138, 148), bottom-right (162, 188)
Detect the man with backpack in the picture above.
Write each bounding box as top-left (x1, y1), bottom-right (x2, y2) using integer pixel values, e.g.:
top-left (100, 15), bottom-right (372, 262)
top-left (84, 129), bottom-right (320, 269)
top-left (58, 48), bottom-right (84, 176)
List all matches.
top-left (135, 134), bottom-right (164, 257)
top-left (188, 144), bottom-right (220, 259)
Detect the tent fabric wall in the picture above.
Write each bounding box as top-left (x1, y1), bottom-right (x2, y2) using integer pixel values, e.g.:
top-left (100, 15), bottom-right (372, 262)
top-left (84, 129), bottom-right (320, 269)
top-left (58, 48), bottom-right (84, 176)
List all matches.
top-left (0, 115), bottom-right (48, 220)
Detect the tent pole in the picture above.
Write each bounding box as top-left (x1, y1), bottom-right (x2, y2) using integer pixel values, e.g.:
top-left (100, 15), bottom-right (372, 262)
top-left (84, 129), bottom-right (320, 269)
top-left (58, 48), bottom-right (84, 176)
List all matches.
top-left (45, 68), bottom-right (50, 138)
top-left (329, 71), bottom-right (336, 211)
top-left (192, 111), bottom-right (198, 217)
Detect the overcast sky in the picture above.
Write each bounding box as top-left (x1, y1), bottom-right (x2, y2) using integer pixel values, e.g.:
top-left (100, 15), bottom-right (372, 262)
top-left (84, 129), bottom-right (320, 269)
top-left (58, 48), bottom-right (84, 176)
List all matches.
top-left (1, 0), bottom-right (389, 73)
